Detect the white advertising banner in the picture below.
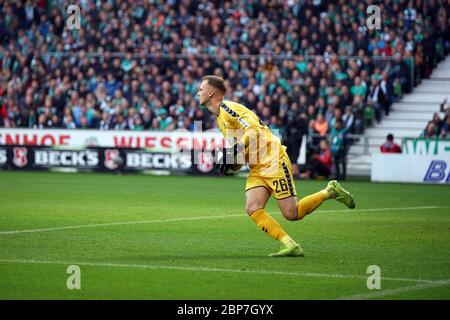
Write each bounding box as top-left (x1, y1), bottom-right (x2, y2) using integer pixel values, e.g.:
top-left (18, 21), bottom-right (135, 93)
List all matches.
top-left (371, 154), bottom-right (450, 184)
top-left (0, 128), bottom-right (224, 151)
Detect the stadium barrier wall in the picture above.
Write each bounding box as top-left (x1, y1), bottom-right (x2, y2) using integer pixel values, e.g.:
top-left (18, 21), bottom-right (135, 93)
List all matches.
top-left (371, 153), bottom-right (450, 184)
top-left (0, 145), bottom-right (220, 176)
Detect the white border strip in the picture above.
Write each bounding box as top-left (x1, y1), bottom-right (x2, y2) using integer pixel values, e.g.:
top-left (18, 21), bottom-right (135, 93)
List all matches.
top-left (0, 206), bottom-right (444, 235)
top-left (0, 258), bottom-right (438, 284)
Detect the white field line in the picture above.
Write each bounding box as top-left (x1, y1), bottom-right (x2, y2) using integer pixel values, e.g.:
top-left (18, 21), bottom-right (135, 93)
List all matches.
top-left (0, 258), bottom-right (438, 284)
top-left (337, 280), bottom-right (450, 300)
top-left (0, 206), bottom-right (445, 235)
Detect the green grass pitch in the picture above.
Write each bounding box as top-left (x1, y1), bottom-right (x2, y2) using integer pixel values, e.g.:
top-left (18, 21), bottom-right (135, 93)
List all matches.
top-left (0, 170), bottom-right (449, 300)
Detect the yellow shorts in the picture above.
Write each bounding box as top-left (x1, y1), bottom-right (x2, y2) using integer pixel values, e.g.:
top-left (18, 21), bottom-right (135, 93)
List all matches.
top-left (245, 153), bottom-right (297, 200)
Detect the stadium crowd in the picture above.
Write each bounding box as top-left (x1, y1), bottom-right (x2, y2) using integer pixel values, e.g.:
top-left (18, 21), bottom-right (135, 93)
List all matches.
top-left (420, 99), bottom-right (450, 138)
top-left (1, 0), bottom-right (450, 178)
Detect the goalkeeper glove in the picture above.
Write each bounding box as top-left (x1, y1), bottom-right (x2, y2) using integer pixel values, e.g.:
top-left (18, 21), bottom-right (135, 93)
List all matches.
top-left (215, 143), bottom-right (244, 176)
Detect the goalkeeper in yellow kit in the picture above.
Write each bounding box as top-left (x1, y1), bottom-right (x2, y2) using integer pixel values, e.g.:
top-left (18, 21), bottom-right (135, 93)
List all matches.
top-left (197, 75), bottom-right (355, 257)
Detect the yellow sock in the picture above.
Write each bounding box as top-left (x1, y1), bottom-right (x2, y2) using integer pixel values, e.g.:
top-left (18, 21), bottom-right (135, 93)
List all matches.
top-left (250, 209), bottom-right (296, 246)
top-left (297, 191), bottom-right (326, 220)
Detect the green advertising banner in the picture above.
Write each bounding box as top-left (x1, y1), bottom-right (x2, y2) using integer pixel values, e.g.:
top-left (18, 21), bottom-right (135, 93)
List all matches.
top-left (402, 138), bottom-right (450, 156)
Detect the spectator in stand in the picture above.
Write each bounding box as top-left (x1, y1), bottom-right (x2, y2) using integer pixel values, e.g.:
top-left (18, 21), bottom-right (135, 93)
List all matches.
top-left (380, 71), bottom-right (394, 115)
top-left (342, 105), bottom-right (358, 146)
top-left (440, 99), bottom-right (449, 113)
top-left (313, 113), bottom-right (328, 137)
top-left (350, 76), bottom-right (367, 98)
top-left (440, 115), bottom-right (450, 138)
top-left (307, 117), bottom-right (322, 154)
top-left (367, 75), bottom-right (388, 123)
top-left (421, 121), bottom-right (438, 138)
top-left (423, 100), bottom-right (450, 138)
top-left (284, 106), bottom-right (308, 178)
top-left (309, 139), bottom-right (333, 179)
top-left (63, 114), bottom-right (76, 129)
top-left (351, 95), bottom-right (367, 132)
top-left (431, 112), bottom-right (443, 134)
top-left (390, 52), bottom-right (412, 93)
top-left (439, 127), bottom-right (450, 139)
top-left (33, 113), bottom-right (46, 129)
top-left (380, 134), bottom-right (402, 153)
top-left (330, 119), bottom-right (348, 181)
top-left (342, 106), bottom-right (355, 134)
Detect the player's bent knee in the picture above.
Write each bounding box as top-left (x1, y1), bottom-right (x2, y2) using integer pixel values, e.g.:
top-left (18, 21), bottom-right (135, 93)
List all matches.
top-left (246, 205), bottom-right (262, 216)
top-left (283, 208), bottom-right (298, 221)
top-left (277, 197), bottom-right (298, 221)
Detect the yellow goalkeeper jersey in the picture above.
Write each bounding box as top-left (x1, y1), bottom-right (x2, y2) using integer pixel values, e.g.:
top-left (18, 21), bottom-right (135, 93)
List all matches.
top-left (216, 100), bottom-right (287, 171)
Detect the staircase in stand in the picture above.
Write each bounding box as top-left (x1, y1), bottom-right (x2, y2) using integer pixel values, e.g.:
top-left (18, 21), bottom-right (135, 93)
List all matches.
top-left (347, 55), bottom-right (450, 177)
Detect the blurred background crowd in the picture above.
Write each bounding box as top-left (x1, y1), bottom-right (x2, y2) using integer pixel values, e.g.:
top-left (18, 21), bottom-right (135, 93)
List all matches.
top-left (1, 0), bottom-right (449, 178)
